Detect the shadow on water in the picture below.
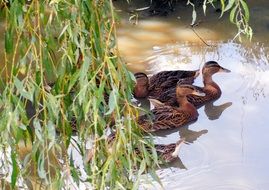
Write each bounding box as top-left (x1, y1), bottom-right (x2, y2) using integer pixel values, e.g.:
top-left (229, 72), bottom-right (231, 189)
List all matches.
top-left (152, 121), bottom-right (208, 143)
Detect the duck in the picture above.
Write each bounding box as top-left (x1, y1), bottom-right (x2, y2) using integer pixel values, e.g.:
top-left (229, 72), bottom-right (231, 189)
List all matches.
top-left (188, 61), bottom-right (231, 107)
top-left (154, 138), bottom-right (185, 163)
top-left (133, 69), bottom-right (200, 98)
top-left (100, 133), bottom-right (186, 163)
top-left (137, 83), bottom-right (205, 132)
top-left (155, 61), bottom-right (231, 108)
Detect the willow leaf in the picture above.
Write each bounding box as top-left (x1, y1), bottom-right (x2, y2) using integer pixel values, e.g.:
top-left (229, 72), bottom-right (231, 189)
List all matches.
top-left (229, 6), bottom-right (237, 24)
top-left (224, 0), bottom-right (235, 12)
top-left (11, 151), bottom-right (19, 189)
top-left (240, 0), bottom-right (250, 22)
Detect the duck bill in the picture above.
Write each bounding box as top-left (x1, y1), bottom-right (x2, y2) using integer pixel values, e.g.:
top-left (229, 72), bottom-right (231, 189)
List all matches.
top-left (192, 90), bottom-right (206, 97)
top-left (219, 66), bottom-right (231, 73)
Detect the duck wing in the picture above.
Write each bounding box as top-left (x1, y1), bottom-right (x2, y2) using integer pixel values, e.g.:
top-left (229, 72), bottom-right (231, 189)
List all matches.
top-left (187, 88), bottom-right (220, 108)
top-left (154, 87), bottom-right (178, 106)
top-left (149, 77), bottom-right (196, 101)
top-left (149, 70), bottom-right (198, 93)
top-left (153, 81), bottom-right (202, 107)
top-left (138, 106), bottom-right (193, 132)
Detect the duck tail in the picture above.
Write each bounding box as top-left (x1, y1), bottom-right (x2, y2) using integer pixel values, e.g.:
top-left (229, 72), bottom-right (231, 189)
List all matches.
top-left (171, 138), bottom-right (185, 157)
top-left (148, 98), bottom-right (165, 108)
top-left (194, 69), bottom-right (200, 78)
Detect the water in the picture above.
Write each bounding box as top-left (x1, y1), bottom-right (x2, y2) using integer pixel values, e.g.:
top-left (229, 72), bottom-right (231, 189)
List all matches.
top-left (1, 1), bottom-right (269, 189)
top-left (115, 1), bottom-right (269, 189)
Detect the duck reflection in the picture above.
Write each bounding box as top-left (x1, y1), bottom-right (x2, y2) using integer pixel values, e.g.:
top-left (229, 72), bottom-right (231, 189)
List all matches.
top-left (204, 101), bottom-right (232, 120)
top-left (152, 121), bottom-right (207, 142)
top-left (156, 126), bottom-right (208, 170)
top-left (178, 127), bottom-right (208, 144)
top-left (160, 156), bottom-right (188, 170)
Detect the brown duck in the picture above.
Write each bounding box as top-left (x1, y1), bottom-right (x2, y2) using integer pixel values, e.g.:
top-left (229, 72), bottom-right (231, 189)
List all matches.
top-left (154, 139), bottom-right (185, 163)
top-left (137, 84), bottom-right (205, 132)
top-left (99, 133), bottom-right (186, 163)
top-left (134, 69), bottom-right (200, 98)
top-left (156, 61), bottom-right (231, 107)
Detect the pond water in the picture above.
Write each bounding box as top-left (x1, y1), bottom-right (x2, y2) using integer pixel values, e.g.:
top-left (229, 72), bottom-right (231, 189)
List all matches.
top-left (1, 1), bottom-right (269, 189)
top-left (115, 0), bottom-right (269, 189)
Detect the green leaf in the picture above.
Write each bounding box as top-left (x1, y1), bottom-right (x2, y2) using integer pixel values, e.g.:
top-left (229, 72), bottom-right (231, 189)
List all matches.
top-left (47, 93), bottom-right (59, 117)
top-left (105, 89), bottom-right (118, 115)
top-left (44, 54), bottom-right (56, 82)
top-left (70, 153), bottom-right (80, 186)
top-left (68, 70), bottom-right (80, 93)
top-left (19, 123), bottom-right (27, 130)
top-left (133, 160), bottom-right (146, 189)
top-left (36, 71), bottom-right (42, 86)
top-left (229, 6), bottom-right (237, 24)
top-left (149, 170), bottom-right (163, 188)
top-left (14, 77), bottom-right (33, 102)
top-left (128, 71), bottom-right (136, 82)
top-left (38, 152), bottom-right (46, 179)
top-left (219, 0), bottom-right (225, 17)
top-left (33, 119), bottom-right (43, 143)
top-left (240, 0), bottom-right (250, 22)
top-left (116, 181), bottom-right (126, 190)
top-left (78, 57), bottom-right (90, 105)
top-left (11, 151), bottom-right (19, 189)
top-left (5, 30), bottom-right (13, 54)
top-left (58, 23), bottom-right (70, 39)
top-left (47, 120), bottom-right (56, 149)
top-left (224, 0), bottom-right (235, 12)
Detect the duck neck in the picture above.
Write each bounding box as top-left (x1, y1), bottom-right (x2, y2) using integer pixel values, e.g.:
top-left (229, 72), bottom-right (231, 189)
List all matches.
top-left (177, 95), bottom-right (198, 118)
top-left (134, 84), bottom-right (149, 98)
top-left (203, 73), bottom-right (221, 92)
top-left (203, 73), bottom-right (213, 85)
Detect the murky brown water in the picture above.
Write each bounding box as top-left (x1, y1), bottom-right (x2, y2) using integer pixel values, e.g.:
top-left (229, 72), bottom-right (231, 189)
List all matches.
top-left (115, 1), bottom-right (269, 189)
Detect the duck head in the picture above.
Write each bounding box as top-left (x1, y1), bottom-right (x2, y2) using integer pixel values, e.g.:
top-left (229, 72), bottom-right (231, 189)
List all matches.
top-left (202, 61), bottom-right (230, 84)
top-left (202, 61), bottom-right (231, 76)
top-left (134, 72), bottom-right (149, 98)
top-left (176, 83), bottom-right (205, 99)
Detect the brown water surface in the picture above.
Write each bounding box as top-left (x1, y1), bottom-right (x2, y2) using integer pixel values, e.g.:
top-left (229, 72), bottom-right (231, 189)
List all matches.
top-left (115, 1), bottom-right (269, 189)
